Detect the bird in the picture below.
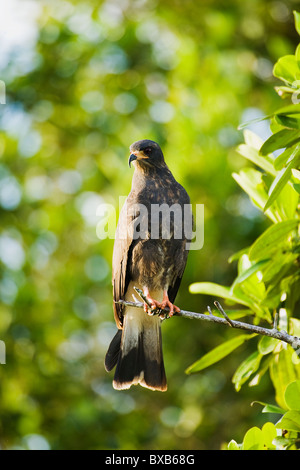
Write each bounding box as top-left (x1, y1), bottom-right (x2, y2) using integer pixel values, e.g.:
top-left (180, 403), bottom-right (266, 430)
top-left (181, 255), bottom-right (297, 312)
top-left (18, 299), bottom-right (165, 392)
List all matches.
top-left (104, 139), bottom-right (191, 391)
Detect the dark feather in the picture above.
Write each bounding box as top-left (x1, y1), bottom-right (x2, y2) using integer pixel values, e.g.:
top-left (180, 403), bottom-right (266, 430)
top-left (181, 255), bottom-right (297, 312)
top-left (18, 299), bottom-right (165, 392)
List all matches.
top-left (112, 310), bottom-right (167, 391)
top-left (104, 329), bottom-right (122, 372)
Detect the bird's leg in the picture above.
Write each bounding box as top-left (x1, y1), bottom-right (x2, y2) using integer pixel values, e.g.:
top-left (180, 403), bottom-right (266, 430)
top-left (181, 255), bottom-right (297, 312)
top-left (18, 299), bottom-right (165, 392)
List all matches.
top-left (143, 286), bottom-right (162, 314)
top-left (143, 287), bottom-right (180, 318)
top-left (159, 289), bottom-right (180, 317)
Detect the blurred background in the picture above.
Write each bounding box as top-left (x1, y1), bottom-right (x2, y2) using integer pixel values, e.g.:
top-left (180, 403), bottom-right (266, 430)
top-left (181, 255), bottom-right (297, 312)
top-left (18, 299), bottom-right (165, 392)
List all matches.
top-left (0, 0), bottom-right (299, 450)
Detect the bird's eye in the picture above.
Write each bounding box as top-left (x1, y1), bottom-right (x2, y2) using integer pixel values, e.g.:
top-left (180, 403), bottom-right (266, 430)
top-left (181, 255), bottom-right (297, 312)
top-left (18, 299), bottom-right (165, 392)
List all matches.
top-left (144, 147), bottom-right (152, 154)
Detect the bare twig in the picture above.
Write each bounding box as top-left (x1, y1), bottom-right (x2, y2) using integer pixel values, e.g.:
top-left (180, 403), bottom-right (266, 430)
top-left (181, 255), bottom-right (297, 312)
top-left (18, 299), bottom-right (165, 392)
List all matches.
top-left (115, 288), bottom-right (300, 350)
top-left (214, 300), bottom-right (234, 327)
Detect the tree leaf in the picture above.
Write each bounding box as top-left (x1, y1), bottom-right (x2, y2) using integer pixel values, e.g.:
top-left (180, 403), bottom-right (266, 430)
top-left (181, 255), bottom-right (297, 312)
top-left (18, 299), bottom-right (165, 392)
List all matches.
top-left (261, 422), bottom-right (277, 450)
top-left (260, 129), bottom-right (300, 155)
top-left (264, 145), bottom-right (300, 211)
top-left (231, 258), bottom-right (269, 286)
top-left (276, 410), bottom-right (300, 432)
top-left (242, 427), bottom-right (264, 450)
top-left (248, 219), bottom-right (299, 261)
top-left (275, 103), bottom-right (300, 116)
top-left (284, 380), bottom-right (300, 411)
top-left (185, 334), bottom-right (256, 374)
top-left (232, 169), bottom-right (278, 223)
top-left (262, 404), bottom-right (286, 414)
top-left (273, 55), bottom-right (300, 85)
top-left (274, 146), bottom-right (296, 171)
top-left (251, 401), bottom-right (285, 414)
top-left (293, 10), bottom-right (300, 36)
top-left (189, 282), bottom-right (252, 307)
top-left (275, 114), bottom-right (300, 129)
top-left (264, 165), bottom-right (292, 211)
top-left (258, 336), bottom-right (279, 355)
top-left (232, 351), bottom-right (263, 391)
top-left (236, 143), bottom-right (276, 176)
top-left (270, 347), bottom-right (300, 409)
top-left (293, 183), bottom-right (300, 194)
top-left (227, 439), bottom-right (240, 450)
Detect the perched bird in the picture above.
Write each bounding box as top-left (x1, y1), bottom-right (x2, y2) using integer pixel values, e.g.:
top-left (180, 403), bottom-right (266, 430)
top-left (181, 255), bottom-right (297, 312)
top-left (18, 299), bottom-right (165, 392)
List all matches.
top-left (105, 139), bottom-right (191, 391)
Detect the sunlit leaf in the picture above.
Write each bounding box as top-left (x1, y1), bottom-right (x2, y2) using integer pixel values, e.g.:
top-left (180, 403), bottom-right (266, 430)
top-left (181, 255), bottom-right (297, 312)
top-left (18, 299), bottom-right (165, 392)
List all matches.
top-left (249, 219), bottom-right (299, 261)
top-left (294, 10), bottom-right (300, 36)
top-left (189, 282), bottom-right (252, 307)
top-left (276, 410), bottom-right (300, 432)
top-left (273, 55), bottom-right (300, 84)
top-left (242, 427), bottom-right (264, 450)
top-left (232, 351), bottom-right (262, 391)
top-left (284, 380), bottom-right (300, 411)
top-left (260, 129), bottom-right (300, 155)
top-left (185, 334), bottom-right (256, 374)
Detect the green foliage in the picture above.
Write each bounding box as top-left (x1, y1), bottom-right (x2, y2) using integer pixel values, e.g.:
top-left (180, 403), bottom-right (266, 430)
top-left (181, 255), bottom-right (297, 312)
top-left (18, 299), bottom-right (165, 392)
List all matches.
top-left (228, 380), bottom-right (300, 449)
top-left (189, 11), bottom-right (300, 449)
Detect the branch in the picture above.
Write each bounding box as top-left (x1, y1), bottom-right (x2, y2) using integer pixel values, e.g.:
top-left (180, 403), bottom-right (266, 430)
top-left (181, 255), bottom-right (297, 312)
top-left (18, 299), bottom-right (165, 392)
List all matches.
top-left (115, 287), bottom-right (300, 350)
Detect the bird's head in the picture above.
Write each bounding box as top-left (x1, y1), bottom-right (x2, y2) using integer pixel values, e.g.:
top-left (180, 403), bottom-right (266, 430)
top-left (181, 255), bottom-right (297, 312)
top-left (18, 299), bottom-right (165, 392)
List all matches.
top-left (129, 140), bottom-right (165, 170)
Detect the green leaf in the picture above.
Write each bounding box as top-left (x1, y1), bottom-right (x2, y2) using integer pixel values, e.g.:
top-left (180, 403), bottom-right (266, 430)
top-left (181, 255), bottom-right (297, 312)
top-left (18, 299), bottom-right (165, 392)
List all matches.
top-left (275, 103), bottom-right (300, 116)
top-left (293, 10), bottom-right (300, 35)
top-left (275, 114), bottom-right (300, 129)
top-left (275, 85), bottom-right (296, 99)
top-left (276, 410), bottom-right (300, 432)
top-left (251, 401), bottom-right (285, 414)
top-left (296, 43), bottom-right (300, 67)
top-left (189, 282), bottom-right (252, 307)
top-left (274, 147), bottom-right (295, 171)
top-left (264, 166), bottom-right (292, 211)
top-left (284, 380), bottom-right (300, 411)
top-left (273, 436), bottom-right (297, 448)
top-left (293, 183), bottom-right (300, 194)
top-left (236, 143), bottom-right (276, 176)
top-left (264, 146), bottom-right (300, 211)
top-left (231, 258), bottom-right (269, 286)
top-left (270, 347), bottom-right (300, 409)
top-left (242, 427), bottom-right (264, 450)
top-left (258, 336), bottom-right (279, 355)
top-left (273, 55), bottom-right (300, 85)
top-left (261, 422), bottom-right (277, 450)
top-left (185, 334), bottom-right (256, 374)
top-left (274, 179), bottom-right (299, 220)
top-left (237, 114), bottom-right (272, 130)
top-left (232, 169), bottom-right (278, 223)
top-left (227, 439), bottom-right (240, 450)
top-left (230, 256), bottom-right (267, 308)
top-left (228, 246), bottom-right (249, 263)
top-left (248, 219), bottom-right (299, 261)
top-left (260, 129), bottom-right (300, 155)
top-left (262, 404), bottom-right (286, 415)
top-left (232, 351), bottom-right (262, 391)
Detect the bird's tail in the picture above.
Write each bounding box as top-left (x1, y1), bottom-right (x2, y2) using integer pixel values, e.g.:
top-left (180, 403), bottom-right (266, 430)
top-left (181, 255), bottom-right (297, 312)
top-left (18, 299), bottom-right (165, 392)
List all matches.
top-left (104, 307), bottom-right (167, 391)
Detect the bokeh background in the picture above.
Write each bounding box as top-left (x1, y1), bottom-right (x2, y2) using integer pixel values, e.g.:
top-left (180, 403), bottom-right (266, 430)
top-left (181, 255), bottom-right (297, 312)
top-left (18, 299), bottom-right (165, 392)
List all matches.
top-left (0, 0), bottom-right (299, 450)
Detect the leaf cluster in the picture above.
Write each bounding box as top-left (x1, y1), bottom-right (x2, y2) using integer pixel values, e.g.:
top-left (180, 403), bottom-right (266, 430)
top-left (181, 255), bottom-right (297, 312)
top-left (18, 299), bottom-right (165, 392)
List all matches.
top-left (188, 10), bottom-right (300, 449)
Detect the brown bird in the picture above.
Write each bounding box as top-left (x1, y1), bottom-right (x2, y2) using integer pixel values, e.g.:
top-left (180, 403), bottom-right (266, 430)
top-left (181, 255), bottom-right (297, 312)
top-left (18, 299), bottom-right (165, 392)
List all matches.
top-left (105, 139), bottom-right (191, 391)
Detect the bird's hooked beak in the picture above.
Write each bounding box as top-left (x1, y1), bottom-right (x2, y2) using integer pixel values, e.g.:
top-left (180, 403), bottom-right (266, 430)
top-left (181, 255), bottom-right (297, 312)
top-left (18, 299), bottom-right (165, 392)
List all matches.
top-left (128, 153), bottom-right (137, 168)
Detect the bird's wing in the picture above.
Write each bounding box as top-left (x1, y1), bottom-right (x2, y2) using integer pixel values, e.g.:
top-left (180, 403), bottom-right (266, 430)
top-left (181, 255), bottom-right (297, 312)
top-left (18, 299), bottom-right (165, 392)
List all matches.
top-left (112, 195), bottom-right (136, 328)
top-left (167, 185), bottom-right (192, 303)
top-left (167, 244), bottom-right (189, 303)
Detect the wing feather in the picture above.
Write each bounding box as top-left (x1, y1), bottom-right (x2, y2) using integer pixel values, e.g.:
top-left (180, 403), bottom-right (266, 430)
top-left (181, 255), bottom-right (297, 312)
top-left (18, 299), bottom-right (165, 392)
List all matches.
top-left (112, 195), bottom-right (135, 328)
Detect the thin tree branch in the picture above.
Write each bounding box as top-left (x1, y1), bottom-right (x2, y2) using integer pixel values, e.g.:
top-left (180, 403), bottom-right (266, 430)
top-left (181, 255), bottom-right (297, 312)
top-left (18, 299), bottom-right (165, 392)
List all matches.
top-left (114, 287), bottom-right (300, 350)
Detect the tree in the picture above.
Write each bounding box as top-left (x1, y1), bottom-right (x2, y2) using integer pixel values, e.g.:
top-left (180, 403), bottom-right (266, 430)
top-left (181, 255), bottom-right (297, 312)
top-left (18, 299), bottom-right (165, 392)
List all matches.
top-left (188, 11), bottom-right (300, 450)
